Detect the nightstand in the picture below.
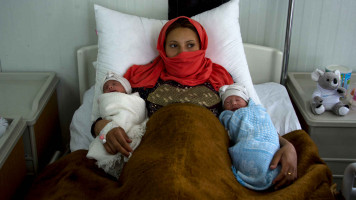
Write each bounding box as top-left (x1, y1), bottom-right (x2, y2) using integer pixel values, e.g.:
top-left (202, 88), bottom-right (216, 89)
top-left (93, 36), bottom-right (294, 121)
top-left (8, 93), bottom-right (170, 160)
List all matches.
top-left (0, 72), bottom-right (62, 175)
top-left (286, 72), bottom-right (356, 190)
top-left (0, 117), bottom-right (27, 200)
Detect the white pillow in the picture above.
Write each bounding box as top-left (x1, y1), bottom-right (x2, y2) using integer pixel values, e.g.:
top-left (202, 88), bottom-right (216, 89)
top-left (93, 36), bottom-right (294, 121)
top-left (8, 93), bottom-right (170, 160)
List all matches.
top-left (92, 0), bottom-right (261, 121)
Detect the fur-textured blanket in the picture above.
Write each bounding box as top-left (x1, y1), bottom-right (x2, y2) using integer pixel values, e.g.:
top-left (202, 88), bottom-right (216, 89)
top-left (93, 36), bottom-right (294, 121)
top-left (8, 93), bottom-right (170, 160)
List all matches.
top-left (26, 103), bottom-right (334, 200)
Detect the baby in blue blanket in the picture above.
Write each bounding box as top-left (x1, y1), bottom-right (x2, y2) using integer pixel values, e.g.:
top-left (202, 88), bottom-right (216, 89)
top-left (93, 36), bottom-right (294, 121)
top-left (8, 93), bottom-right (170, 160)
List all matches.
top-left (219, 83), bottom-right (280, 190)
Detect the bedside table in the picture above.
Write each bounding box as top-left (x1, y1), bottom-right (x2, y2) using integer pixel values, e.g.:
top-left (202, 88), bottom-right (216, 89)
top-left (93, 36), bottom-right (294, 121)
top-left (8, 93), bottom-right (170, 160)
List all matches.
top-left (0, 72), bottom-right (62, 175)
top-left (0, 117), bottom-right (27, 199)
top-left (286, 72), bottom-right (356, 189)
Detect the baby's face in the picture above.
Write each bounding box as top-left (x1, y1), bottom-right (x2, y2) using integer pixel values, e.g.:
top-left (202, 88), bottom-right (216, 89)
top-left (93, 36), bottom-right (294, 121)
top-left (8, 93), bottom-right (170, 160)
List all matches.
top-left (223, 95), bottom-right (247, 111)
top-left (103, 80), bottom-right (126, 93)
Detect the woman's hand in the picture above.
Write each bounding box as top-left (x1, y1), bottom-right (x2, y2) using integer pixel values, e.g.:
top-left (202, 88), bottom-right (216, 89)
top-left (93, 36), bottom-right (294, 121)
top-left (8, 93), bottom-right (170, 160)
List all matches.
top-left (94, 119), bottom-right (132, 157)
top-left (104, 127), bottom-right (132, 157)
top-left (270, 136), bottom-right (297, 190)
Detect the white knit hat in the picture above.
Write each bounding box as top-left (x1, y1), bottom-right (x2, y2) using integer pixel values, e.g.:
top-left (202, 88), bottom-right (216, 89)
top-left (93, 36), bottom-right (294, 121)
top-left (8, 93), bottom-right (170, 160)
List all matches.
top-left (102, 71), bottom-right (132, 94)
top-left (219, 83), bottom-right (249, 106)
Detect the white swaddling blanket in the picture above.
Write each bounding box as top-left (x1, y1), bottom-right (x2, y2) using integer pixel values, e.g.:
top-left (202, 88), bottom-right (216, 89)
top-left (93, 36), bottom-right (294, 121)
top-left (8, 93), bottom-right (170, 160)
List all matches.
top-left (86, 92), bottom-right (147, 178)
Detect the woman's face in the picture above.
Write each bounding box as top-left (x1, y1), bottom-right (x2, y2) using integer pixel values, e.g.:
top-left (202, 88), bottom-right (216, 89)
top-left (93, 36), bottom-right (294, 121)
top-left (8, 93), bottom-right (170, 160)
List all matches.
top-left (165, 27), bottom-right (200, 58)
top-left (223, 96), bottom-right (248, 111)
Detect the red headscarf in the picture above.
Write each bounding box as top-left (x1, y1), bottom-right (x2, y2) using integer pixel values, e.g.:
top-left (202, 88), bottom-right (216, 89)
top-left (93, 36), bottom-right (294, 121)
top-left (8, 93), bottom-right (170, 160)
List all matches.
top-left (124, 16), bottom-right (233, 91)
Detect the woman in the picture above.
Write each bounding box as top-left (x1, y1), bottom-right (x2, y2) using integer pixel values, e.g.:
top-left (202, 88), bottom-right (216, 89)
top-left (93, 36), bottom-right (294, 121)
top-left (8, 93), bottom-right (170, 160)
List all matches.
top-left (92, 16), bottom-right (297, 189)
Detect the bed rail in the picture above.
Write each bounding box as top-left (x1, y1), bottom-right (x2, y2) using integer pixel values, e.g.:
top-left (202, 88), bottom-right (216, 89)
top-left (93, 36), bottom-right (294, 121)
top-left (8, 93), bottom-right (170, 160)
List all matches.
top-left (342, 162), bottom-right (356, 200)
top-left (77, 45), bottom-right (98, 103)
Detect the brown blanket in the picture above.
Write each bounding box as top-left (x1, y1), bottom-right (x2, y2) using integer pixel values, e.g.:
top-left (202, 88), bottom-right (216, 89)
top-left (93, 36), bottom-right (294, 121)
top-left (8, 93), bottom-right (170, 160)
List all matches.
top-left (26, 103), bottom-right (334, 199)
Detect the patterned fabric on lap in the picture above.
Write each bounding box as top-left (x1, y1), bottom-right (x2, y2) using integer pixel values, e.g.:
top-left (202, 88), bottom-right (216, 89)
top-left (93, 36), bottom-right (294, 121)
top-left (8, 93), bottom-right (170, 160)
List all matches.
top-left (134, 79), bottom-right (222, 116)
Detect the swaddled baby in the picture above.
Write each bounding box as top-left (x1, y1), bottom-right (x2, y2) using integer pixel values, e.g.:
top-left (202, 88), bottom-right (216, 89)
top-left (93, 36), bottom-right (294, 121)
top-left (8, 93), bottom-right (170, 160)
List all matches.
top-left (219, 83), bottom-right (281, 190)
top-left (87, 72), bottom-right (148, 179)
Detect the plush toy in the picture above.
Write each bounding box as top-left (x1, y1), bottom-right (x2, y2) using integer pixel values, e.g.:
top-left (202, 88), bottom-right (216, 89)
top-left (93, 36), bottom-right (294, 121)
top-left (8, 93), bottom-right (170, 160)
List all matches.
top-left (310, 69), bottom-right (349, 116)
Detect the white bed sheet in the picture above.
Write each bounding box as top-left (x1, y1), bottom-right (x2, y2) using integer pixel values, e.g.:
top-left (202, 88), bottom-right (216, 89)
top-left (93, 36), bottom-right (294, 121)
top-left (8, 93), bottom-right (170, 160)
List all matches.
top-left (69, 82), bottom-right (301, 152)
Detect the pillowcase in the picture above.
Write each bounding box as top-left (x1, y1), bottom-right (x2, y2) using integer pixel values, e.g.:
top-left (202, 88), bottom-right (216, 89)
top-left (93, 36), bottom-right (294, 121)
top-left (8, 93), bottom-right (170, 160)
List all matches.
top-left (92, 0), bottom-right (261, 121)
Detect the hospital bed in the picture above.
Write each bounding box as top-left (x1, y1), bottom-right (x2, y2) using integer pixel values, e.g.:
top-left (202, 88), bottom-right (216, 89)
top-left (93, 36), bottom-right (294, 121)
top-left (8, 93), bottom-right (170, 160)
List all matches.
top-left (25, 0), bottom-right (355, 199)
top-left (70, 43), bottom-right (301, 153)
top-left (72, 44), bottom-right (355, 200)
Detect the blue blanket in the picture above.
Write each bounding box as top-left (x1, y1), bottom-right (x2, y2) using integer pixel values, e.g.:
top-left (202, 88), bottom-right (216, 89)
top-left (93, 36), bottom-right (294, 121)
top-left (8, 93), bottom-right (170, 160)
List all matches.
top-left (219, 100), bottom-right (280, 190)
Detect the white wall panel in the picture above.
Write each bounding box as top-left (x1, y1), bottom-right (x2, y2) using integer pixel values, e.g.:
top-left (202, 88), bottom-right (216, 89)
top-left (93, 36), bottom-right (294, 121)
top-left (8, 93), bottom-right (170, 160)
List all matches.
top-left (240, 0), bottom-right (287, 51)
top-left (240, 0), bottom-right (356, 73)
